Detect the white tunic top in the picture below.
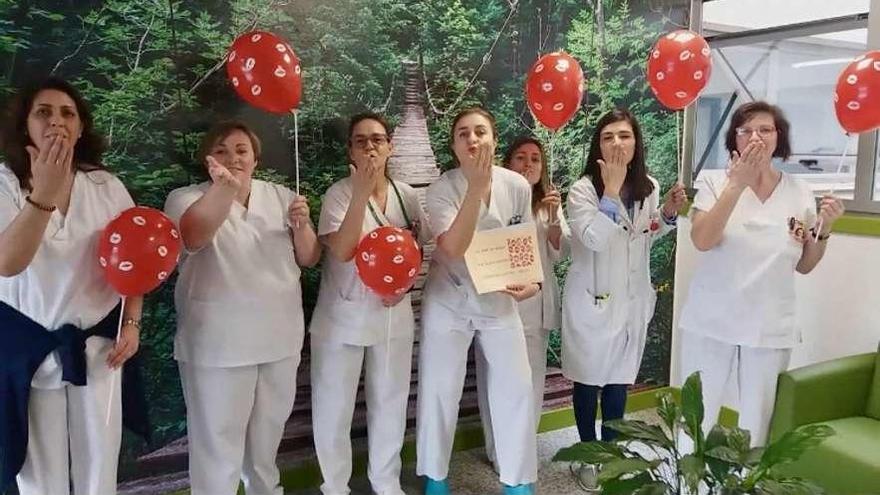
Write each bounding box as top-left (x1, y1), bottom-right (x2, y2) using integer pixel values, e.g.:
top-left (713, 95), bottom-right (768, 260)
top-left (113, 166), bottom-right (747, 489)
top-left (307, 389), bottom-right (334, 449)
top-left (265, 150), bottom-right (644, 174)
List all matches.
top-left (679, 170), bottom-right (817, 349)
top-left (0, 164), bottom-right (134, 389)
top-left (310, 177), bottom-right (427, 346)
top-left (164, 180), bottom-right (305, 367)
top-left (562, 175), bottom-right (674, 385)
top-left (422, 166), bottom-right (533, 330)
top-left (517, 205), bottom-right (570, 333)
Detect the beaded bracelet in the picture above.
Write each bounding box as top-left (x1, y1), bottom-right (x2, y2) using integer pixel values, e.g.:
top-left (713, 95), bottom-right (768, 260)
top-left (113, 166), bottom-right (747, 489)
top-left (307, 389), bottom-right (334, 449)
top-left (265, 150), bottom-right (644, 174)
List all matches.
top-left (24, 195), bottom-right (56, 212)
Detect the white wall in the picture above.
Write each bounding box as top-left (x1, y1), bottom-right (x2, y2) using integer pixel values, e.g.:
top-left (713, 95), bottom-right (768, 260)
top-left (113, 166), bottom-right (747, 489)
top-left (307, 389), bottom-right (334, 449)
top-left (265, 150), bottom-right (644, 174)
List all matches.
top-left (671, 218), bottom-right (880, 386)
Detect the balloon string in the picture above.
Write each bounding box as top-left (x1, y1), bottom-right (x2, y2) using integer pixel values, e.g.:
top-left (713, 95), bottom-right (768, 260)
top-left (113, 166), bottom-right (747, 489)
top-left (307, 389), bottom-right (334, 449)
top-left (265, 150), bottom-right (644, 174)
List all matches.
top-left (676, 110), bottom-right (683, 182)
top-left (548, 131), bottom-right (556, 187)
top-left (814, 132), bottom-right (852, 241)
top-left (106, 295), bottom-right (126, 425)
top-left (293, 110), bottom-right (301, 196)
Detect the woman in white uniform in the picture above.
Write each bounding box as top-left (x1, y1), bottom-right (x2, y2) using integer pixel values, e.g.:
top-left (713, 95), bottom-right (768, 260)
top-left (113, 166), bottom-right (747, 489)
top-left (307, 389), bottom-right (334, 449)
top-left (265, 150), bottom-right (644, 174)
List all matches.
top-left (563, 108), bottom-right (684, 444)
top-left (416, 108), bottom-right (539, 495)
top-left (164, 121), bottom-right (321, 495)
top-left (310, 113), bottom-right (427, 495)
top-left (0, 77), bottom-right (142, 495)
top-left (475, 136), bottom-right (570, 469)
top-left (680, 101), bottom-right (843, 447)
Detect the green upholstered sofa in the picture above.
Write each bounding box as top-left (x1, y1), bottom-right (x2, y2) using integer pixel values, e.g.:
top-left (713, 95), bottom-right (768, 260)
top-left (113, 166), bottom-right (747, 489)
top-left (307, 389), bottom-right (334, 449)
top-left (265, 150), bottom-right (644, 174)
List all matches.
top-left (769, 348), bottom-right (880, 494)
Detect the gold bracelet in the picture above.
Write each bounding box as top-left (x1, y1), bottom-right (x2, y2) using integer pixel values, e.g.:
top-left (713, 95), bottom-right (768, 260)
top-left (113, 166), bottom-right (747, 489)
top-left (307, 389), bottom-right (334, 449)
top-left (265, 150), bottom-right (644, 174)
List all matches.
top-left (122, 317), bottom-right (141, 329)
top-left (24, 195), bottom-right (56, 212)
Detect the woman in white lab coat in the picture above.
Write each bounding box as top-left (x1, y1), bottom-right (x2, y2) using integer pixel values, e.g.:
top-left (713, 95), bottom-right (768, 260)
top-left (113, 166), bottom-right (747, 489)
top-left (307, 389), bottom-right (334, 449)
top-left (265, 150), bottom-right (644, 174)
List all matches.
top-left (563, 108), bottom-right (685, 444)
top-left (475, 136), bottom-right (571, 469)
top-left (680, 101), bottom-right (844, 447)
top-left (416, 108), bottom-right (539, 495)
top-left (0, 77), bottom-right (143, 495)
top-left (309, 113), bottom-right (427, 495)
top-left (164, 121), bottom-right (321, 495)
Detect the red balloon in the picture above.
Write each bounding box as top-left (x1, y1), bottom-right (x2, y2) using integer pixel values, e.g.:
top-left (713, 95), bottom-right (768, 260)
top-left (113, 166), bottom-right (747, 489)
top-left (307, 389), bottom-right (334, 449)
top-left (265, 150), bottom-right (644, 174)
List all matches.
top-left (97, 207), bottom-right (182, 297)
top-left (834, 51), bottom-right (880, 134)
top-left (355, 226), bottom-right (422, 298)
top-left (647, 30), bottom-right (712, 110)
top-left (525, 52), bottom-right (585, 131)
top-left (226, 30), bottom-right (302, 114)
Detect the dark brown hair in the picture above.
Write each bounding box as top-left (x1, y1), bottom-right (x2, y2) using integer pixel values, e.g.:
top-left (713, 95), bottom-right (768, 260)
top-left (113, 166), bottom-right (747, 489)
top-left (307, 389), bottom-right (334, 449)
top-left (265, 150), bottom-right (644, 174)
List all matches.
top-left (197, 120), bottom-right (262, 166)
top-left (724, 101), bottom-right (792, 160)
top-left (0, 77), bottom-right (106, 188)
top-left (347, 112), bottom-right (393, 143)
top-left (503, 136), bottom-right (549, 213)
top-left (449, 107), bottom-right (498, 167)
top-left (582, 108), bottom-right (654, 203)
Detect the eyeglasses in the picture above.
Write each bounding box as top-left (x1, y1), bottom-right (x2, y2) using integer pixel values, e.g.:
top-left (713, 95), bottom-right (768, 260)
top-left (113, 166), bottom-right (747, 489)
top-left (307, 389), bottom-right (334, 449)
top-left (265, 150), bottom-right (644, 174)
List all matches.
top-left (351, 134), bottom-right (390, 148)
top-left (735, 126), bottom-right (777, 138)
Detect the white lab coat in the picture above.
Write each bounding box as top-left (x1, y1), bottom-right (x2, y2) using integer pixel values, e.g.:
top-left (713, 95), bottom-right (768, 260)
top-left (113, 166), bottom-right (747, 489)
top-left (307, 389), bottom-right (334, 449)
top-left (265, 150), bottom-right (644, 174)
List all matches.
top-left (0, 165), bottom-right (134, 495)
top-left (562, 175), bottom-right (674, 386)
top-left (309, 176), bottom-right (427, 495)
top-left (416, 166), bottom-right (538, 487)
top-left (476, 204), bottom-right (570, 464)
top-left (164, 179), bottom-right (306, 495)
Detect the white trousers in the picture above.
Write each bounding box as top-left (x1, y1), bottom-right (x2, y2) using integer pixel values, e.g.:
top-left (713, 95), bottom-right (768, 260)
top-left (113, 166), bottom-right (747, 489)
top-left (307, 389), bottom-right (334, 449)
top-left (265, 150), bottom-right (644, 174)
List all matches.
top-left (310, 335), bottom-right (414, 495)
top-left (180, 356), bottom-right (299, 495)
top-left (476, 326), bottom-right (548, 465)
top-left (680, 332), bottom-right (791, 447)
top-left (416, 312), bottom-right (537, 486)
top-left (17, 371), bottom-right (122, 495)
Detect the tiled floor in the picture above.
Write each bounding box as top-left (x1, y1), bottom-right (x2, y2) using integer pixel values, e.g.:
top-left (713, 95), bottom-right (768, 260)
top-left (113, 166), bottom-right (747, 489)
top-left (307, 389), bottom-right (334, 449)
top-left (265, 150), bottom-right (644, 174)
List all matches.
top-left (287, 409), bottom-right (661, 495)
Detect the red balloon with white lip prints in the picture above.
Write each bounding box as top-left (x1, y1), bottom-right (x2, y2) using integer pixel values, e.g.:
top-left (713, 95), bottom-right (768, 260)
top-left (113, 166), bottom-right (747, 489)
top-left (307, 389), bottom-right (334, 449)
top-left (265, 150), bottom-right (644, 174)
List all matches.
top-left (355, 226), bottom-right (421, 298)
top-left (97, 206), bottom-right (182, 297)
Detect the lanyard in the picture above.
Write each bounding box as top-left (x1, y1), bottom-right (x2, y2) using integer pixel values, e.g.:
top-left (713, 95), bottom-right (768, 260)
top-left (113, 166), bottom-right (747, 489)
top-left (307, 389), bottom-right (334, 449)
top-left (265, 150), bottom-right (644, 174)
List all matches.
top-left (366, 179), bottom-right (412, 230)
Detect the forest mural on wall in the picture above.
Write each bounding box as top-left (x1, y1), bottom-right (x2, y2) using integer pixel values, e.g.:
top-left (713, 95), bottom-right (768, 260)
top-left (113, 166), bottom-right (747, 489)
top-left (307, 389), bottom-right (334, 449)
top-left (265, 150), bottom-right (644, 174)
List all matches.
top-left (0, 0), bottom-right (689, 481)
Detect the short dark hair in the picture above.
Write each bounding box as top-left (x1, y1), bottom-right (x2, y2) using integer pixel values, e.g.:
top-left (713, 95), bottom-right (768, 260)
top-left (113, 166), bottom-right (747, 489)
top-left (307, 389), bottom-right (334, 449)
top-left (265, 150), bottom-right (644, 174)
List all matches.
top-left (197, 120), bottom-right (262, 166)
top-left (347, 112), bottom-right (393, 145)
top-left (0, 77), bottom-right (107, 188)
top-left (724, 101), bottom-right (792, 160)
top-left (582, 108), bottom-right (654, 203)
top-left (503, 136), bottom-right (549, 213)
top-left (449, 107), bottom-right (498, 167)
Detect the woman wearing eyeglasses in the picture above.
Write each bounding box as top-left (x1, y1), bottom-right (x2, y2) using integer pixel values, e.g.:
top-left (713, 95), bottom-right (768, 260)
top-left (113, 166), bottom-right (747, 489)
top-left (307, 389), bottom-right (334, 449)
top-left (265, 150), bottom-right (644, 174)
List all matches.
top-left (310, 113), bottom-right (428, 495)
top-left (680, 101), bottom-right (844, 447)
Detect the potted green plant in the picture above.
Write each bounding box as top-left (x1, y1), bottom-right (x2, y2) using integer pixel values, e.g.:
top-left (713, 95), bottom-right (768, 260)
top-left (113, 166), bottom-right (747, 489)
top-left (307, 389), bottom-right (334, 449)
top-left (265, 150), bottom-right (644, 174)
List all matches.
top-left (553, 372), bottom-right (834, 494)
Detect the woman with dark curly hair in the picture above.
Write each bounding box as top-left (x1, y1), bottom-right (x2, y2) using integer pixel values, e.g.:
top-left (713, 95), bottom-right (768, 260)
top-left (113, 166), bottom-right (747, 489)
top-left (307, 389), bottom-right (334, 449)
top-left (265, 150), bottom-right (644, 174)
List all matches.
top-left (0, 77), bottom-right (142, 494)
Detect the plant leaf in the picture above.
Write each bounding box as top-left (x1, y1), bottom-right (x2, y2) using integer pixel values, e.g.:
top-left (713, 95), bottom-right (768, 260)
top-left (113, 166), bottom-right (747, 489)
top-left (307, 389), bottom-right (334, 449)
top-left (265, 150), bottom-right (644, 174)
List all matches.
top-left (633, 482), bottom-right (670, 495)
top-left (601, 472), bottom-right (654, 495)
top-left (680, 454), bottom-right (705, 493)
top-left (755, 478), bottom-right (827, 495)
top-left (758, 424), bottom-right (834, 470)
top-left (597, 458), bottom-right (658, 483)
top-left (553, 441), bottom-right (625, 464)
top-left (605, 419), bottom-right (675, 449)
top-left (656, 391), bottom-right (679, 434)
top-left (728, 427), bottom-right (751, 457)
top-left (705, 424), bottom-right (730, 452)
top-left (681, 372), bottom-right (705, 452)
top-left (706, 446), bottom-right (740, 464)
top-left (745, 447), bottom-right (765, 466)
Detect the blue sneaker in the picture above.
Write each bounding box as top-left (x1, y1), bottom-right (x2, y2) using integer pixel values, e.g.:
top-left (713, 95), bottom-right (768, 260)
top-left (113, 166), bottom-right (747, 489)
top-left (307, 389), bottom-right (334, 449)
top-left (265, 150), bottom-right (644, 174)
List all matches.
top-left (501, 483), bottom-right (534, 495)
top-left (424, 477), bottom-right (450, 495)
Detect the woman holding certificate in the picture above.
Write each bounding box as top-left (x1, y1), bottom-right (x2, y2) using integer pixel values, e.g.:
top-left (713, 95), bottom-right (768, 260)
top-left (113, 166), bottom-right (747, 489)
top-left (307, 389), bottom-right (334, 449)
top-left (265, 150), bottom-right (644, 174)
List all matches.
top-left (562, 108), bottom-right (685, 448)
top-left (416, 108), bottom-right (538, 495)
top-left (475, 136), bottom-right (571, 472)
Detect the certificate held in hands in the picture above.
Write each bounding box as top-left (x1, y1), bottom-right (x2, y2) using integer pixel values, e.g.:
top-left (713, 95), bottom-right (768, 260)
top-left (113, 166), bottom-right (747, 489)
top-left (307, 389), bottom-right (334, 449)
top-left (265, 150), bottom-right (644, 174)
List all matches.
top-left (464, 223), bottom-right (544, 294)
